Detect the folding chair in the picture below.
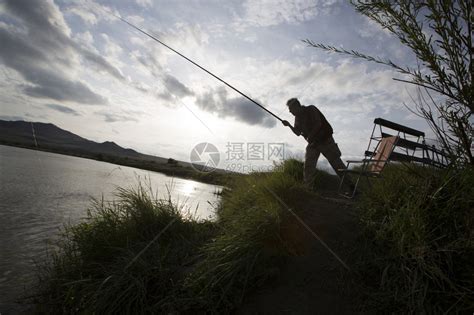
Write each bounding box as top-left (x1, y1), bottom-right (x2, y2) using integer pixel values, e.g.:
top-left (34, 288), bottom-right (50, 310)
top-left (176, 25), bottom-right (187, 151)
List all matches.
top-left (338, 136), bottom-right (399, 198)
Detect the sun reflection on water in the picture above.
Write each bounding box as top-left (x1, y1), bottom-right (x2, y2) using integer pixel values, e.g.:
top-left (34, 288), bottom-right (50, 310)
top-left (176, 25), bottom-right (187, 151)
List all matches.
top-left (179, 180), bottom-right (196, 197)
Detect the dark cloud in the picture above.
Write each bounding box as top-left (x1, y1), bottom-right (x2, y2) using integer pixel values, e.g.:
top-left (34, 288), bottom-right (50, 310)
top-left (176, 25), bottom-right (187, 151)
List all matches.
top-left (155, 74), bottom-right (194, 103)
top-left (95, 111), bottom-right (139, 123)
top-left (20, 69), bottom-right (107, 104)
top-left (157, 90), bottom-right (174, 102)
top-left (196, 86), bottom-right (276, 128)
top-left (0, 0), bottom-right (125, 104)
top-left (0, 28), bottom-right (105, 105)
top-left (132, 83), bottom-right (150, 93)
top-left (79, 48), bottom-right (125, 81)
top-left (45, 104), bottom-right (81, 116)
top-left (162, 74), bottom-right (193, 98)
top-left (134, 52), bottom-right (163, 77)
top-left (133, 51), bottom-right (193, 101)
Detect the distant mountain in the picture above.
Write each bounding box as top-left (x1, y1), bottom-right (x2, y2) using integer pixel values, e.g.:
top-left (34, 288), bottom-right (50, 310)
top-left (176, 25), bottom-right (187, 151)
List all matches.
top-left (0, 120), bottom-right (166, 163)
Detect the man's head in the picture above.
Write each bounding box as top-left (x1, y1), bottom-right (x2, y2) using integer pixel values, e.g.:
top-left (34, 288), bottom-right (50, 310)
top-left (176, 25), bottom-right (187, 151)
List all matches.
top-left (286, 98), bottom-right (302, 116)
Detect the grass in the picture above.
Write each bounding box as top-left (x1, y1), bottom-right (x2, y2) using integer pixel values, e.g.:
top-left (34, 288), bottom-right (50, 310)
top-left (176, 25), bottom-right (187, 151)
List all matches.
top-left (32, 158), bottom-right (473, 313)
top-left (35, 184), bottom-right (217, 313)
top-left (184, 159), bottom-right (316, 311)
top-left (356, 164), bottom-right (474, 313)
top-left (33, 159), bottom-right (314, 313)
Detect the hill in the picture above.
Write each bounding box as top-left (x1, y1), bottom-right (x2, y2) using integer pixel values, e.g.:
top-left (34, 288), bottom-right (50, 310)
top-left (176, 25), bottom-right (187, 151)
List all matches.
top-left (0, 120), bottom-right (163, 161)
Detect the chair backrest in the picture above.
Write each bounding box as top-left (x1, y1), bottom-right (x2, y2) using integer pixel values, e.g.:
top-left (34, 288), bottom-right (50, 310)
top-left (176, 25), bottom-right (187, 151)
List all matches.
top-left (369, 136), bottom-right (398, 173)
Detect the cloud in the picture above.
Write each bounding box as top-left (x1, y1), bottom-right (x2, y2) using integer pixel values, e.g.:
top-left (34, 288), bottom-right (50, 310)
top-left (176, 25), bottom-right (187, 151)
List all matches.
top-left (70, 0), bottom-right (121, 24)
top-left (357, 16), bottom-right (392, 39)
top-left (131, 49), bottom-right (164, 78)
top-left (266, 59), bottom-right (405, 112)
top-left (0, 115), bottom-right (25, 121)
top-left (196, 86), bottom-right (276, 128)
top-left (77, 43), bottom-right (125, 82)
top-left (162, 74), bottom-right (194, 98)
top-left (128, 22), bottom-right (210, 76)
top-left (0, 0), bottom-right (127, 104)
top-left (74, 31), bottom-right (95, 48)
top-left (127, 15), bottom-right (145, 24)
top-left (100, 33), bottom-right (123, 58)
top-left (235, 0), bottom-right (339, 29)
top-left (66, 6), bottom-right (98, 25)
top-left (95, 111), bottom-right (140, 123)
top-left (45, 104), bottom-right (81, 116)
top-left (0, 26), bottom-right (107, 104)
top-left (23, 78), bottom-right (107, 104)
top-left (154, 74), bottom-right (194, 106)
top-left (135, 0), bottom-right (153, 8)
top-left (129, 48), bottom-right (194, 102)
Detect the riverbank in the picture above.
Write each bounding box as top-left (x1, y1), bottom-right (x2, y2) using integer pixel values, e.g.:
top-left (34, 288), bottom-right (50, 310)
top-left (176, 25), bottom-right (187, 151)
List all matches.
top-left (0, 144), bottom-right (225, 314)
top-left (0, 142), bottom-right (232, 186)
top-left (29, 160), bottom-right (474, 313)
top-left (1, 120), bottom-right (234, 186)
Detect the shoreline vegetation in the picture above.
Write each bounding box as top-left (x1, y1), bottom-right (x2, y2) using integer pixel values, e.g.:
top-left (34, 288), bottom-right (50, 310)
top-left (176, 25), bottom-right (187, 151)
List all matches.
top-left (30, 159), bottom-right (473, 313)
top-left (0, 141), bottom-right (232, 186)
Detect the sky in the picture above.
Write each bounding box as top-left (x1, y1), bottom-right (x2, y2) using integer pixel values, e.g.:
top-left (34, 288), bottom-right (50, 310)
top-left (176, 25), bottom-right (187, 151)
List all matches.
top-left (0, 0), bottom-right (433, 172)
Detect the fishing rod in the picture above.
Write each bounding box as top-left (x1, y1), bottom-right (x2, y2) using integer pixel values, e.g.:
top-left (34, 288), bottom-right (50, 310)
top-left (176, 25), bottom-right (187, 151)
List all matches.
top-left (101, 8), bottom-right (283, 122)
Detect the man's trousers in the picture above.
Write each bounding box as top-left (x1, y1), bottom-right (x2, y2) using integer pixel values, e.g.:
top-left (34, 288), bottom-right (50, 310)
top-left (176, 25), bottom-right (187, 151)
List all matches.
top-left (304, 136), bottom-right (346, 186)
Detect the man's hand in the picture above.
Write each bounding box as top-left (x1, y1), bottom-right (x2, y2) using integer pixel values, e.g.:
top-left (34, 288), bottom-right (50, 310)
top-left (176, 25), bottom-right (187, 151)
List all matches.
top-left (282, 120), bottom-right (302, 137)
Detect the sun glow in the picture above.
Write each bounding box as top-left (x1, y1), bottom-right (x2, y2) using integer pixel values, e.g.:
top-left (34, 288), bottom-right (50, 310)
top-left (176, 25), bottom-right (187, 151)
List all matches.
top-left (179, 180), bottom-right (196, 197)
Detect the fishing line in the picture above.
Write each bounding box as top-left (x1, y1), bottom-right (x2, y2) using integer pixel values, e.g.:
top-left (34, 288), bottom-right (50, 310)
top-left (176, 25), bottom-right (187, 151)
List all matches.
top-left (30, 122), bottom-right (38, 147)
top-left (255, 72), bottom-right (320, 140)
top-left (97, 7), bottom-right (283, 123)
top-left (91, 5), bottom-right (218, 137)
top-left (138, 10), bottom-right (218, 137)
top-left (29, 122), bottom-right (46, 168)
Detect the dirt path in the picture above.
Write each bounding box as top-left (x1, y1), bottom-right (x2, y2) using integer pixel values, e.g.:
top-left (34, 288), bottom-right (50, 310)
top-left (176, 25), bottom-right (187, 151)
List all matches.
top-left (240, 192), bottom-right (362, 314)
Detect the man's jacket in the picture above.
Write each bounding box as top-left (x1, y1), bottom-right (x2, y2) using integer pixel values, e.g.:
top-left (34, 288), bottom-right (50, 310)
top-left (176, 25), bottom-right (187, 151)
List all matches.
top-left (294, 105), bottom-right (333, 144)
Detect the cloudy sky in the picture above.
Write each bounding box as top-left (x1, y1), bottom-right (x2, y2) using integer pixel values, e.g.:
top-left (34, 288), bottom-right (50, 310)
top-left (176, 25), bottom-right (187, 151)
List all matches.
top-left (0, 0), bottom-right (431, 171)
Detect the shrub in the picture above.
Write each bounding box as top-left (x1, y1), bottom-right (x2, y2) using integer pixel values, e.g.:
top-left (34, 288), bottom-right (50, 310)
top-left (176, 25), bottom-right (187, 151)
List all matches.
top-left (35, 184), bottom-right (216, 313)
top-left (358, 164), bottom-right (474, 312)
top-left (183, 159), bottom-right (312, 311)
top-left (34, 159), bottom-right (316, 313)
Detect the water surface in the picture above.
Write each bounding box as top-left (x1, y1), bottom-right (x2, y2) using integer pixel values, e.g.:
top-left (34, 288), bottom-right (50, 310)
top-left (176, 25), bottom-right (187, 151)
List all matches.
top-left (0, 145), bottom-right (221, 308)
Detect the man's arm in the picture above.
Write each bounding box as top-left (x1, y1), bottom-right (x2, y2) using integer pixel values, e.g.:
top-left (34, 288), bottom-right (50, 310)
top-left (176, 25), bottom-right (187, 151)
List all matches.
top-left (306, 107), bottom-right (322, 143)
top-left (282, 120), bottom-right (301, 136)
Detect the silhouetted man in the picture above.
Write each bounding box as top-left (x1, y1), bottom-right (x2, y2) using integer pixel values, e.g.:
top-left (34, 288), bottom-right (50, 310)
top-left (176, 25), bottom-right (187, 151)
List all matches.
top-left (282, 98), bottom-right (348, 187)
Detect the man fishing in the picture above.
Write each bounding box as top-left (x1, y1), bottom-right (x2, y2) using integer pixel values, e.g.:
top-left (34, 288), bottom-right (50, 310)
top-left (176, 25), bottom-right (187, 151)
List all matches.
top-left (282, 98), bottom-right (350, 188)
top-left (103, 12), bottom-right (351, 189)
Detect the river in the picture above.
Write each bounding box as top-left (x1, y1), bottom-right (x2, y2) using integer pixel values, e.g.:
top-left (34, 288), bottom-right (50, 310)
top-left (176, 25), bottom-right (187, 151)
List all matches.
top-left (0, 145), bottom-right (221, 310)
